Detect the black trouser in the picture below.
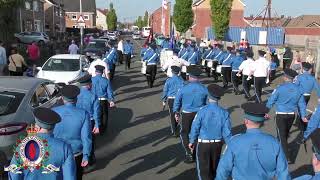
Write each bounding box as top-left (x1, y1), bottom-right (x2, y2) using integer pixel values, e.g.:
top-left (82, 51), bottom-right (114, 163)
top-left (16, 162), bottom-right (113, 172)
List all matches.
top-left (269, 70), bottom-right (276, 83)
top-left (242, 75), bottom-right (253, 98)
top-left (196, 142), bottom-right (223, 180)
top-left (124, 54), bottom-right (131, 70)
top-left (206, 61), bottom-right (218, 80)
top-left (168, 98), bottom-right (177, 134)
top-left (117, 50), bottom-right (123, 64)
top-left (231, 71), bottom-right (241, 93)
top-left (180, 112), bottom-right (197, 155)
top-left (9, 71), bottom-right (23, 76)
top-left (221, 67), bottom-right (231, 87)
top-left (146, 65), bottom-right (157, 88)
top-left (109, 64), bottom-right (116, 81)
top-left (89, 121), bottom-right (96, 166)
top-left (276, 114), bottom-right (295, 159)
top-left (75, 153), bottom-right (84, 180)
top-left (99, 100), bottom-right (109, 133)
top-left (254, 77), bottom-right (266, 103)
top-left (283, 58), bottom-right (292, 70)
top-left (181, 72), bottom-right (187, 80)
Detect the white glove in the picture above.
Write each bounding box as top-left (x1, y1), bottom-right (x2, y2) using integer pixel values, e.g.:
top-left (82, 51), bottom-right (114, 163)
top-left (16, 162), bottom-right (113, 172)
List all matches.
top-left (246, 76), bottom-right (252, 81)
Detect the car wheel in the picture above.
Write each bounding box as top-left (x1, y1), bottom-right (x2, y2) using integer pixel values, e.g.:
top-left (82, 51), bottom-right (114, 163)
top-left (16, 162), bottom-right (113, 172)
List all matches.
top-left (38, 40), bottom-right (45, 46)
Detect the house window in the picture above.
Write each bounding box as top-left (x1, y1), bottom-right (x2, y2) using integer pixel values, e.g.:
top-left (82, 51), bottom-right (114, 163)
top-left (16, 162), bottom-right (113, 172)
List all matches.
top-left (25, 1), bottom-right (31, 10)
top-left (33, 1), bottom-right (39, 11)
top-left (84, 15), bottom-right (89, 20)
top-left (71, 15), bottom-right (77, 20)
top-left (34, 20), bottom-right (41, 32)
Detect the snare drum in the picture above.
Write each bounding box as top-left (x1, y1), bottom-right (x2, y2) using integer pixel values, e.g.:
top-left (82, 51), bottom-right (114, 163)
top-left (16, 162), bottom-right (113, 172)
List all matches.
top-left (216, 65), bottom-right (222, 74)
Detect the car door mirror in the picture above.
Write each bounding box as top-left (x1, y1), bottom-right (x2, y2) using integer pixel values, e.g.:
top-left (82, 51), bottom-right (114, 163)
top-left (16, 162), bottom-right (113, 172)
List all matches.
top-left (36, 67), bottom-right (42, 70)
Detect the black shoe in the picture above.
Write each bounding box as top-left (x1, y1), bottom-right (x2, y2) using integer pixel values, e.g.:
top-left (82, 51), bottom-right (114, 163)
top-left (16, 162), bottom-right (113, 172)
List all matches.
top-left (184, 154), bottom-right (195, 164)
top-left (83, 163), bottom-right (96, 174)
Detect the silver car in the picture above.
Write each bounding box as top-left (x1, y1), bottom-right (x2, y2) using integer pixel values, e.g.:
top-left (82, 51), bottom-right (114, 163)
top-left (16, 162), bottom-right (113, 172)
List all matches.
top-left (14, 31), bottom-right (50, 45)
top-left (0, 77), bottom-right (61, 169)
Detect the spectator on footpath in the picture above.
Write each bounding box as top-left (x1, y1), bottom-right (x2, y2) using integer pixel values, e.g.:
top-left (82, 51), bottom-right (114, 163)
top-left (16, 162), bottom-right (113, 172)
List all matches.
top-left (282, 45), bottom-right (293, 70)
top-left (306, 51), bottom-right (315, 74)
top-left (291, 51), bottom-right (303, 74)
top-left (0, 40), bottom-right (7, 75)
top-left (68, 40), bottom-right (79, 54)
top-left (8, 48), bottom-right (27, 76)
top-left (27, 42), bottom-right (40, 76)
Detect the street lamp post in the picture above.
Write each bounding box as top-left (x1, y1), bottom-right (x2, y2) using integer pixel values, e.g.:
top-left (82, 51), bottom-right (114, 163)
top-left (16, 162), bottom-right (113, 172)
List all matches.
top-left (80, 0), bottom-right (84, 53)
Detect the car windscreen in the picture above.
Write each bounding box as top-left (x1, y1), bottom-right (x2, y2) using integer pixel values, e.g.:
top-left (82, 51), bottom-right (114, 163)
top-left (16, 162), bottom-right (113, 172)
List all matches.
top-left (42, 58), bottom-right (80, 71)
top-left (0, 91), bottom-right (25, 115)
top-left (144, 28), bottom-right (151, 31)
top-left (86, 41), bottom-right (106, 49)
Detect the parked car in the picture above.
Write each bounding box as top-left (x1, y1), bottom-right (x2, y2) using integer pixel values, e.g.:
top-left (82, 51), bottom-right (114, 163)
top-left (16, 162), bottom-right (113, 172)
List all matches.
top-left (0, 77), bottom-right (61, 169)
top-left (36, 54), bottom-right (90, 84)
top-left (107, 32), bottom-right (117, 41)
top-left (141, 27), bottom-right (151, 38)
top-left (83, 39), bottom-right (109, 62)
top-left (132, 31), bottom-right (141, 40)
top-left (14, 32), bottom-right (49, 45)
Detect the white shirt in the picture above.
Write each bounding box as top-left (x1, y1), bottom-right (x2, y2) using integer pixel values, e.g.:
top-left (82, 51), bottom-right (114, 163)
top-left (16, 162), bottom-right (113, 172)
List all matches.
top-left (251, 57), bottom-right (270, 77)
top-left (117, 40), bottom-right (124, 52)
top-left (162, 55), bottom-right (190, 77)
top-left (88, 59), bottom-right (110, 78)
top-left (239, 58), bottom-right (254, 76)
top-left (68, 44), bottom-right (79, 54)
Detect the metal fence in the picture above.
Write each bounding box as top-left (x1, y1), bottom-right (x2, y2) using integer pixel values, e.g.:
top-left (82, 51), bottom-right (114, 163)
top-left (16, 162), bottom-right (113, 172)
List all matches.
top-left (207, 26), bottom-right (285, 45)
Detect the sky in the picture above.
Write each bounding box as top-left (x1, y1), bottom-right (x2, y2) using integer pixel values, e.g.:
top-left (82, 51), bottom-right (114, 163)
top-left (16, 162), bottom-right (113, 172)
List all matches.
top-left (96, 0), bottom-right (320, 22)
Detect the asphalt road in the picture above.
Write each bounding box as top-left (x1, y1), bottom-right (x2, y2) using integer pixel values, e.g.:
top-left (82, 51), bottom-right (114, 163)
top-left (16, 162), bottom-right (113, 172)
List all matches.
top-left (84, 38), bottom-right (315, 180)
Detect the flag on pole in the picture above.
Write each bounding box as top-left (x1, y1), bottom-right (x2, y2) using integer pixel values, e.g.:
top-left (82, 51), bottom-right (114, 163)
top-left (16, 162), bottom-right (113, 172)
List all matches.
top-left (162, 0), bottom-right (168, 10)
top-left (161, 0), bottom-right (168, 35)
top-left (169, 26), bottom-right (175, 50)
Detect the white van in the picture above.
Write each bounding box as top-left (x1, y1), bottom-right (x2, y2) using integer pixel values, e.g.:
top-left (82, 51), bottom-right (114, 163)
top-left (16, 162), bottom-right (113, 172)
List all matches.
top-left (142, 27), bottom-right (151, 38)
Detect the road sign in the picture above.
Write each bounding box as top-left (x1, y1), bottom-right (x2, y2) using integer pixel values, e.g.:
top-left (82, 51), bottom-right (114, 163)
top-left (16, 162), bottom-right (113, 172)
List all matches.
top-left (77, 15), bottom-right (85, 23)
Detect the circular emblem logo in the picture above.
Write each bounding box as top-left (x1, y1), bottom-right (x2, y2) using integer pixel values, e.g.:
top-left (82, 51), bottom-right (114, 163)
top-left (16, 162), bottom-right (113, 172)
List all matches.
top-left (19, 136), bottom-right (45, 171)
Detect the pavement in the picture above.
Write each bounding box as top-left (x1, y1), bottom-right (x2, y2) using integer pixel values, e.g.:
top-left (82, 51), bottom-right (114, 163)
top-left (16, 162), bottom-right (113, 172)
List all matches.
top-left (84, 38), bottom-right (316, 180)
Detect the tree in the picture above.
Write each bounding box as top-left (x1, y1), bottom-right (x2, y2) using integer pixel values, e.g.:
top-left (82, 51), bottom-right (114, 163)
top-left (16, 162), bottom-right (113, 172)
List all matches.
top-left (173, 0), bottom-right (193, 34)
top-left (143, 11), bottom-right (149, 27)
top-left (0, 0), bottom-right (24, 41)
top-left (135, 16), bottom-right (144, 29)
top-left (0, 0), bottom-right (23, 8)
top-left (106, 3), bottom-right (117, 31)
top-left (210, 0), bottom-right (233, 40)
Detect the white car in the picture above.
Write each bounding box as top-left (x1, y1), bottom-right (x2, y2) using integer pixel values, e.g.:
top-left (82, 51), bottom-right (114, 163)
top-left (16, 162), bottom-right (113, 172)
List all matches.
top-left (132, 32), bottom-right (141, 40)
top-left (36, 54), bottom-right (90, 84)
top-left (142, 27), bottom-right (151, 38)
top-left (107, 32), bottom-right (117, 40)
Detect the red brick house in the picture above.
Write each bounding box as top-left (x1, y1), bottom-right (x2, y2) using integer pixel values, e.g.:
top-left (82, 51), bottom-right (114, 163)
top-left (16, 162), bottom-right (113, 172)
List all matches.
top-left (284, 15), bottom-right (320, 46)
top-left (192, 0), bottom-right (247, 39)
top-left (150, 2), bottom-right (171, 36)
